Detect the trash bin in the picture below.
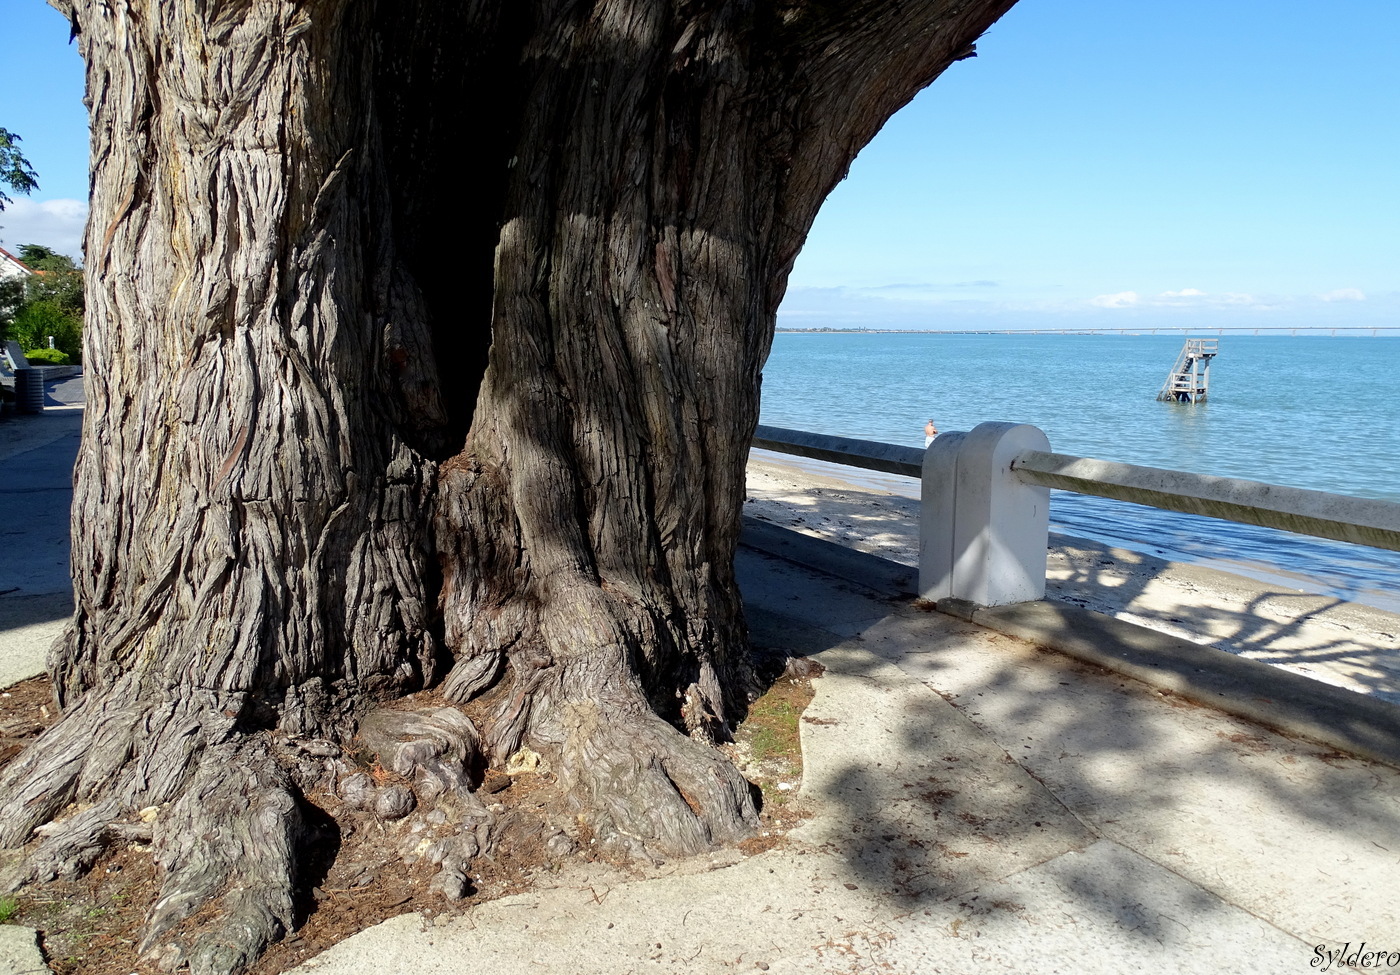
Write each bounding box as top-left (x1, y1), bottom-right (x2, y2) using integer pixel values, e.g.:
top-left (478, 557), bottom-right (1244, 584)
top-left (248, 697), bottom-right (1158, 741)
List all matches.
top-left (14, 367), bottom-right (44, 414)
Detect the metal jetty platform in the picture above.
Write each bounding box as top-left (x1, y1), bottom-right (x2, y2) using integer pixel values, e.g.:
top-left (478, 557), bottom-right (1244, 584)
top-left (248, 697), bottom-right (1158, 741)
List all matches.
top-left (1157, 337), bottom-right (1218, 403)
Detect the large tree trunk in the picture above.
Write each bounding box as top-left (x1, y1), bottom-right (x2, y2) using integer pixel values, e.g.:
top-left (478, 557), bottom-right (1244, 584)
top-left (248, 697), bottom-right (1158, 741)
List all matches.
top-left (1, 1), bottom-right (1015, 970)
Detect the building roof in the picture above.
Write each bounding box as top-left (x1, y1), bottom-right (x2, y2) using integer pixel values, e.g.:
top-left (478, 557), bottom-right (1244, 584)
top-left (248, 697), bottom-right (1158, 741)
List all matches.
top-left (0, 246), bottom-right (35, 282)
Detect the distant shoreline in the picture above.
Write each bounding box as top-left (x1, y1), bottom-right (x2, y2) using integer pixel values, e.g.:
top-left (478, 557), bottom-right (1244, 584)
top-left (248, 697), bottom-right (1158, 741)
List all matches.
top-left (774, 326), bottom-right (1399, 336)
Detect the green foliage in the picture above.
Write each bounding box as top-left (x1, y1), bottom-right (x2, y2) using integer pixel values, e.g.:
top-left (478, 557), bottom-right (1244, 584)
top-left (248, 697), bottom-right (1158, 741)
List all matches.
top-left (10, 299), bottom-right (82, 363)
top-left (0, 241), bottom-right (84, 358)
top-left (22, 346), bottom-right (71, 365)
top-left (0, 895), bottom-right (17, 923)
top-left (17, 244), bottom-right (74, 272)
top-left (22, 261), bottom-right (84, 312)
top-left (748, 697), bottom-right (798, 761)
top-left (0, 278), bottom-right (21, 344)
top-left (0, 128), bottom-right (40, 211)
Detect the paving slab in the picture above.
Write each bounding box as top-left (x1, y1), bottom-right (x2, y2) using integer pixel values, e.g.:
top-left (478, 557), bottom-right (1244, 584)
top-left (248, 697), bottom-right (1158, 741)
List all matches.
top-left (788, 642), bottom-right (1096, 900)
top-left (0, 425), bottom-right (78, 600)
top-left (292, 840), bottom-right (1314, 975)
top-left (735, 544), bottom-right (897, 638)
top-left (882, 840), bottom-right (1310, 975)
top-left (948, 597), bottom-right (1400, 766)
top-left (0, 594), bottom-right (68, 689)
top-left (853, 604), bottom-right (1400, 951)
top-left (0, 925), bottom-right (47, 975)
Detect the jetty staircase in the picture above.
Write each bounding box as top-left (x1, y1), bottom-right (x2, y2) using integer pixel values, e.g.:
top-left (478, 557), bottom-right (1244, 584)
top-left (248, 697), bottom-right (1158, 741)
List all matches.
top-left (1157, 337), bottom-right (1218, 403)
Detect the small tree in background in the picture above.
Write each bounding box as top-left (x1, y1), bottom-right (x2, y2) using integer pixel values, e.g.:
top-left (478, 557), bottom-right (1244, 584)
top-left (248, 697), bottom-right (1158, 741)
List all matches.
top-left (0, 129), bottom-right (41, 347)
top-left (3, 245), bottom-right (85, 362)
top-left (0, 278), bottom-right (21, 345)
top-left (0, 128), bottom-right (40, 210)
top-left (10, 300), bottom-right (81, 363)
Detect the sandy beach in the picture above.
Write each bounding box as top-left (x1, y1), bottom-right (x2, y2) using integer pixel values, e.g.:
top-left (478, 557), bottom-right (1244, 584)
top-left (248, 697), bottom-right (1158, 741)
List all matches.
top-left (745, 451), bottom-right (1400, 707)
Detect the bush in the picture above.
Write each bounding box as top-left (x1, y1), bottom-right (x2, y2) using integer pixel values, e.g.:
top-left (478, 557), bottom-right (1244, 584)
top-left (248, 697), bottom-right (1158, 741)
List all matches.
top-left (1, 246), bottom-right (84, 356)
top-left (9, 299), bottom-right (81, 364)
top-left (22, 347), bottom-right (71, 365)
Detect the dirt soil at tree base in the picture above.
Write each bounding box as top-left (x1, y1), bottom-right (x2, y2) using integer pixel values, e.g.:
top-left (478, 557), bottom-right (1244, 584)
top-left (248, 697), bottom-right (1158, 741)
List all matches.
top-left (0, 670), bottom-right (816, 975)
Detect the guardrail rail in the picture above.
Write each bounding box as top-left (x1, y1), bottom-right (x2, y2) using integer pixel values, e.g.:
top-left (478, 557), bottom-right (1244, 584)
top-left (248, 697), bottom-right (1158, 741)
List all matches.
top-left (752, 421), bottom-right (1400, 607)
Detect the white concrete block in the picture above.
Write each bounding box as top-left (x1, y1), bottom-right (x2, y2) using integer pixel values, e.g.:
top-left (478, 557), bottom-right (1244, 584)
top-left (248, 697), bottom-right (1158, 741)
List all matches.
top-left (940, 422), bottom-right (1051, 606)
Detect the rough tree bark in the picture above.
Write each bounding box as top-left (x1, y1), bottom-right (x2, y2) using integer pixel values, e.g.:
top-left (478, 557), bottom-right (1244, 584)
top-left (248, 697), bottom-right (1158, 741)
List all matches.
top-left (0, 0), bottom-right (1016, 970)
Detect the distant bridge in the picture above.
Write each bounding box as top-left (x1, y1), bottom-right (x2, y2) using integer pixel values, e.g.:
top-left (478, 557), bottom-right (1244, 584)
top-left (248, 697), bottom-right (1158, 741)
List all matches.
top-left (777, 326), bottom-right (1399, 336)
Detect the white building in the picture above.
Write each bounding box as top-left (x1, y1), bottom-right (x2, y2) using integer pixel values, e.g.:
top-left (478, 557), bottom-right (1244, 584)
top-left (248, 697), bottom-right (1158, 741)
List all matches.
top-left (0, 245), bottom-right (33, 284)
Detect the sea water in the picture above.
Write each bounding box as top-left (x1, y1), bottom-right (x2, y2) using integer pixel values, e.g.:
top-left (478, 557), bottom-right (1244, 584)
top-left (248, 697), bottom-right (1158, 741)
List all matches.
top-left (757, 332), bottom-right (1400, 612)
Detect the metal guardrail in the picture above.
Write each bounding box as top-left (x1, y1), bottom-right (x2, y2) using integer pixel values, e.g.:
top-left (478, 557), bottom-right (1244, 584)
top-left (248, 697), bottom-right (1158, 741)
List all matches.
top-left (1012, 451), bottom-right (1400, 553)
top-left (753, 425), bottom-right (923, 478)
top-left (752, 421), bottom-right (1400, 605)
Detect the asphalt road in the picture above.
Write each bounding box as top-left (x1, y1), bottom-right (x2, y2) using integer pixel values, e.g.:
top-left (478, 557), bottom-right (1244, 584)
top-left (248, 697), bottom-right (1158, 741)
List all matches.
top-left (0, 373), bottom-right (83, 685)
top-left (0, 375), bottom-right (83, 599)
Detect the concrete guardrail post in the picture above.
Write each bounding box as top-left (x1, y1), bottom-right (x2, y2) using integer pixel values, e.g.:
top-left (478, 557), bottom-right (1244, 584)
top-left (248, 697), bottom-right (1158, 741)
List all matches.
top-left (920, 421), bottom-right (1051, 607)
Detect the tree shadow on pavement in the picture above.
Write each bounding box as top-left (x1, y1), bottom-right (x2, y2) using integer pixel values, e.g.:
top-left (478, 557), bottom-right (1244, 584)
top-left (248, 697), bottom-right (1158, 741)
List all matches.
top-left (746, 468), bottom-right (1400, 707)
top-left (738, 535), bottom-right (1400, 960)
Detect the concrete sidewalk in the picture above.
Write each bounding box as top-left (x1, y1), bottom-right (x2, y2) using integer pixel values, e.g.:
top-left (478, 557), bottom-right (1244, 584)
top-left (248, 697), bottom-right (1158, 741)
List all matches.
top-left (290, 533), bottom-right (1400, 974)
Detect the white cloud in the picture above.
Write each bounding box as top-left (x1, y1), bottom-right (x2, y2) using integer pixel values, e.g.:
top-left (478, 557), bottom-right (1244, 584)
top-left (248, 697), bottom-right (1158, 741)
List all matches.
top-left (777, 281), bottom-right (1400, 330)
top-left (0, 198), bottom-right (88, 262)
top-left (1093, 288), bottom-right (1263, 309)
top-left (1089, 291), bottom-right (1140, 308)
top-left (1319, 288), bottom-right (1366, 302)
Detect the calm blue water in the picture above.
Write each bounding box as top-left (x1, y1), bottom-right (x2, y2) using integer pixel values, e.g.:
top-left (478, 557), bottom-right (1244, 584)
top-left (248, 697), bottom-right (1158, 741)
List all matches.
top-left (758, 333), bottom-right (1400, 612)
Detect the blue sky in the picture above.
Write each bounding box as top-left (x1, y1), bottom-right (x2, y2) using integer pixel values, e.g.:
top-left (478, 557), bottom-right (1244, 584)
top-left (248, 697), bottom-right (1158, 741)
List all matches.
top-left (0, 2), bottom-right (87, 260)
top-left (2, 0), bottom-right (1396, 329)
top-left (784, 0), bottom-right (1400, 329)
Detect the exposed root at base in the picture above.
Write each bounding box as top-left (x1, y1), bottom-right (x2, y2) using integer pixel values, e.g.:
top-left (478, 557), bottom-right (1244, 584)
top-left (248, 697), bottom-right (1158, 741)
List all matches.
top-left (0, 666), bottom-right (827, 974)
top-left (554, 704), bottom-right (760, 860)
top-left (139, 739), bottom-right (305, 975)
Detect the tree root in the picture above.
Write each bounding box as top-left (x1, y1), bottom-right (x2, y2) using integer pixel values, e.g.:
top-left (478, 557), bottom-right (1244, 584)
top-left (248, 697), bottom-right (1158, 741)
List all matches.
top-left (554, 703), bottom-right (759, 860)
top-left (0, 676), bottom-right (141, 850)
top-left (0, 701), bottom-right (502, 975)
top-left (0, 798), bottom-right (150, 893)
top-left (0, 729), bottom-right (309, 975)
top-left (0, 677), bottom-right (250, 851)
top-left (0, 671), bottom-right (753, 974)
top-left (356, 706), bottom-right (483, 803)
top-left (139, 739), bottom-right (306, 975)
top-left (483, 647), bottom-right (760, 861)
